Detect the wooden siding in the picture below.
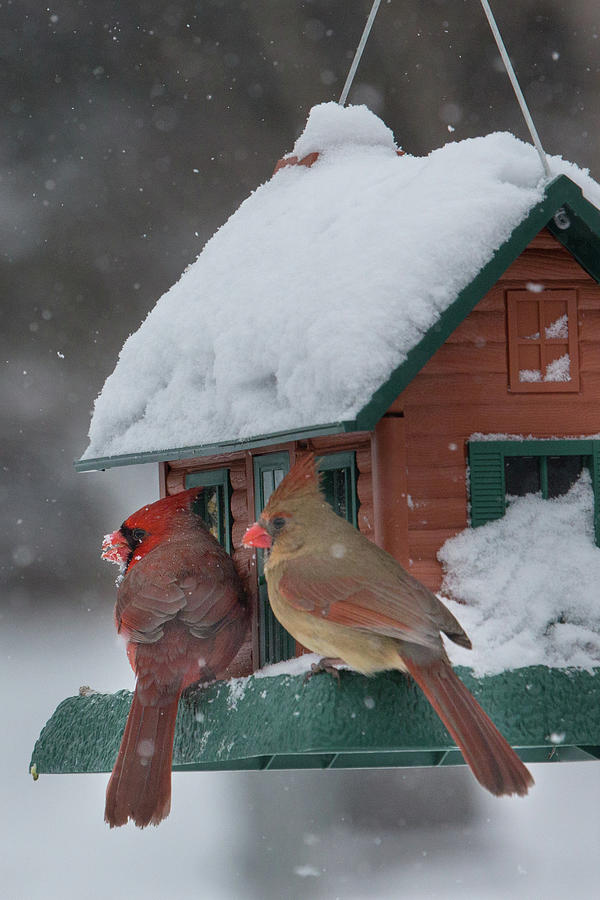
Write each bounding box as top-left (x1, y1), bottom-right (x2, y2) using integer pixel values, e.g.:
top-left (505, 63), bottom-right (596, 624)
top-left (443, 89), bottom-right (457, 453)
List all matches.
top-left (394, 229), bottom-right (600, 592)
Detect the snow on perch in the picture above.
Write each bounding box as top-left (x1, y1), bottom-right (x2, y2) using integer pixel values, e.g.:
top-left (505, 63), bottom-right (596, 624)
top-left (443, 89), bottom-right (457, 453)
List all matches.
top-left (83, 101), bottom-right (600, 460)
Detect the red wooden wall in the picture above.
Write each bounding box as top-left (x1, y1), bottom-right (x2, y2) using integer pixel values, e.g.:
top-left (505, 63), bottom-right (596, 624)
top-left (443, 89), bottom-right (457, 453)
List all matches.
top-left (386, 229), bottom-right (600, 591)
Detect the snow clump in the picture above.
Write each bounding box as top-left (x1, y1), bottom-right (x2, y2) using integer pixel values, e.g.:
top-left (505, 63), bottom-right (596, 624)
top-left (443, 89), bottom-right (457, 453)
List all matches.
top-left (439, 471), bottom-right (600, 674)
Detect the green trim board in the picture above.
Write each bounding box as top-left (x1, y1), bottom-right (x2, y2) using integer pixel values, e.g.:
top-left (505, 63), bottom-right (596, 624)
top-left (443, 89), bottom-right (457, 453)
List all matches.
top-left (75, 175), bottom-right (600, 472)
top-left (30, 666), bottom-right (600, 775)
top-left (74, 422), bottom-right (357, 472)
top-left (546, 185), bottom-right (600, 282)
top-left (468, 439), bottom-right (600, 542)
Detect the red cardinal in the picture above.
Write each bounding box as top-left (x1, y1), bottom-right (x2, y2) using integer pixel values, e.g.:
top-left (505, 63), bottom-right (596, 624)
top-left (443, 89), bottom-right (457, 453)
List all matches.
top-left (102, 487), bottom-right (249, 827)
top-left (244, 454), bottom-right (533, 797)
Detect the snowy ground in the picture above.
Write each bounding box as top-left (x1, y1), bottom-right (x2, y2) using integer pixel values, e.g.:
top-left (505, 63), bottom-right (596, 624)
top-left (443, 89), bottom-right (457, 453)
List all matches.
top-left (2, 465), bottom-right (599, 900)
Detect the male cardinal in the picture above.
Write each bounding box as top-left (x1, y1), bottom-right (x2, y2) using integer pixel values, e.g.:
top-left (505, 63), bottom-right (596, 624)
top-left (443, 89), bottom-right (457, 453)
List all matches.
top-left (243, 454), bottom-right (533, 797)
top-left (102, 487), bottom-right (249, 827)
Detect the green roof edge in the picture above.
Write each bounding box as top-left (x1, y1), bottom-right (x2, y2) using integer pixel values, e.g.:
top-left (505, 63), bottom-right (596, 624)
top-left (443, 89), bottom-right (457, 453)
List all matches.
top-left (353, 174), bottom-right (598, 430)
top-left (74, 421), bottom-right (361, 472)
top-left (76, 175), bottom-right (600, 472)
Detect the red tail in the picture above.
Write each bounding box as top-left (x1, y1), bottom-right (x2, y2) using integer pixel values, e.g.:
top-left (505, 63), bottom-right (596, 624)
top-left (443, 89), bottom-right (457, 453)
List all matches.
top-left (404, 657), bottom-right (534, 797)
top-left (105, 686), bottom-right (181, 828)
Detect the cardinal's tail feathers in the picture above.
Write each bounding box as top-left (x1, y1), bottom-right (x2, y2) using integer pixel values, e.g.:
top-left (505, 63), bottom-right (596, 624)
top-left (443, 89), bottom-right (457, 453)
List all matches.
top-left (404, 657), bottom-right (534, 797)
top-left (105, 684), bottom-right (181, 828)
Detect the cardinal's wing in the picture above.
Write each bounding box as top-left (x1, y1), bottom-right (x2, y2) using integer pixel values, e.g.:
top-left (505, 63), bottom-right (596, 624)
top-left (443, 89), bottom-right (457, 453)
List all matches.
top-left (116, 539), bottom-right (246, 643)
top-left (275, 554), bottom-right (470, 651)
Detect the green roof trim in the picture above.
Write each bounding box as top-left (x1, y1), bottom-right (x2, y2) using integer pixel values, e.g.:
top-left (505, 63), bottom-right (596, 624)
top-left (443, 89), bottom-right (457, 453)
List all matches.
top-left (470, 438), bottom-right (598, 455)
top-left (31, 666), bottom-right (600, 776)
top-left (546, 181), bottom-right (600, 281)
top-left (75, 175), bottom-right (600, 472)
top-left (74, 421), bottom-right (359, 472)
top-left (353, 175), bottom-right (597, 430)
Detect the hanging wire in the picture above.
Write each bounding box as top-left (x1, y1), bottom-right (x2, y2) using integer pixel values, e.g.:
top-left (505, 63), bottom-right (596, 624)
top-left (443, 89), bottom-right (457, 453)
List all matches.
top-left (479, 0), bottom-right (551, 178)
top-left (338, 0), bottom-right (383, 106)
top-left (338, 0), bottom-right (551, 178)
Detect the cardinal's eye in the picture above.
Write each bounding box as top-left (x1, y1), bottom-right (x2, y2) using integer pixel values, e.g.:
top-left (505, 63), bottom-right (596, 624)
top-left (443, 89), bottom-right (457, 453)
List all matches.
top-left (271, 517), bottom-right (287, 533)
top-left (131, 528), bottom-right (147, 544)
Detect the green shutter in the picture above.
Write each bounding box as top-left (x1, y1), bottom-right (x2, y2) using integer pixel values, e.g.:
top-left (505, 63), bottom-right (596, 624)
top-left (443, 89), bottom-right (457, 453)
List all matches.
top-left (468, 443), bottom-right (506, 527)
top-left (253, 453), bottom-right (295, 666)
top-left (592, 443), bottom-right (600, 548)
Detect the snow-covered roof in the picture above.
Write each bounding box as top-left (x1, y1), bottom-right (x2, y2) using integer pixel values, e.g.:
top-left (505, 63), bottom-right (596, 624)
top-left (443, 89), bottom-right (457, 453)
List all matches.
top-left (82, 102), bottom-right (600, 464)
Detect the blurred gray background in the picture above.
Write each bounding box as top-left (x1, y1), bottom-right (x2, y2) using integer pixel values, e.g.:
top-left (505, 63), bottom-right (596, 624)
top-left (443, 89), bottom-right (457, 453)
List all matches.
top-left (2, 2), bottom-right (600, 898)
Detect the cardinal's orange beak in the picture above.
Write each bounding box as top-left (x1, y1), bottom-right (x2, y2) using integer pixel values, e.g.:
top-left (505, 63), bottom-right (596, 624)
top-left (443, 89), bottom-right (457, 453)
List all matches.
top-left (242, 522), bottom-right (272, 549)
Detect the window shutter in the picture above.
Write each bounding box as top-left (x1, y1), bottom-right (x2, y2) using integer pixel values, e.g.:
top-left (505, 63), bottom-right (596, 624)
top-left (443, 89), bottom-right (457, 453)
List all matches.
top-left (468, 443), bottom-right (506, 527)
top-left (592, 443), bottom-right (600, 548)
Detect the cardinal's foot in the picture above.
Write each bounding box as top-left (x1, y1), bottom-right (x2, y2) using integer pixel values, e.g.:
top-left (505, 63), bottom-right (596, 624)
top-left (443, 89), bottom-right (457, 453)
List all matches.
top-left (304, 657), bottom-right (344, 685)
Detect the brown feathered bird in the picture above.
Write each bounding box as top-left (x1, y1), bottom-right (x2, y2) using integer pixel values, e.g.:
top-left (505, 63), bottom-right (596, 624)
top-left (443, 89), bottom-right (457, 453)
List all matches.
top-left (243, 454), bottom-right (533, 797)
top-left (102, 487), bottom-right (249, 827)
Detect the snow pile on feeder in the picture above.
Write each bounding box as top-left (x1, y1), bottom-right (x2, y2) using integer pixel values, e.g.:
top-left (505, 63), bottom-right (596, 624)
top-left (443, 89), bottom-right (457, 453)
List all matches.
top-left (439, 471), bottom-right (600, 675)
top-left (83, 102), bottom-right (600, 460)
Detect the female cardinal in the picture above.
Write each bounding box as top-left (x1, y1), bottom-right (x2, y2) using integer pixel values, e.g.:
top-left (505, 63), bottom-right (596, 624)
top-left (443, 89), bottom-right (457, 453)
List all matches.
top-left (243, 454), bottom-right (533, 797)
top-left (102, 487), bottom-right (249, 827)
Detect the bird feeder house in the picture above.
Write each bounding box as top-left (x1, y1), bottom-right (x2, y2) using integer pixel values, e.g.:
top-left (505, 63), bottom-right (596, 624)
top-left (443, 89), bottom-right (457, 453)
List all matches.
top-left (32, 103), bottom-right (600, 780)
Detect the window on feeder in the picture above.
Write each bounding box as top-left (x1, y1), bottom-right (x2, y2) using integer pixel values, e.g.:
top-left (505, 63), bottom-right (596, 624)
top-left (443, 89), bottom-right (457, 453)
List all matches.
top-left (504, 455), bottom-right (585, 500)
top-left (253, 450), bottom-right (360, 666)
top-left (253, 452), bottom-right (294, 666)
top-left (185, 468), bottom-right (232, 553)
top-left (469, 440), bottom-right (600, 547)
top-left (261, 466), bottom-right (285, 505)
top-left (317, 451), bottom-right (358, 526)
top-left (506, 289), bottom-right (579, 392)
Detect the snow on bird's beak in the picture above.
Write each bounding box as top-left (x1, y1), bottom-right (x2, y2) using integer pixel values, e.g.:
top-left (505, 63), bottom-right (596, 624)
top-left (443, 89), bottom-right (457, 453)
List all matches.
top-left (242, 522), bottom-right (272, 549)
top-left (101, 530), bottom-right (131, 570)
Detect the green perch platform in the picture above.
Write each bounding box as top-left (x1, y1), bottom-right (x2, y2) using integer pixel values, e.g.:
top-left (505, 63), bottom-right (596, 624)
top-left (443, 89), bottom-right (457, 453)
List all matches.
top-left (31, 666), bottom-right (600, 776)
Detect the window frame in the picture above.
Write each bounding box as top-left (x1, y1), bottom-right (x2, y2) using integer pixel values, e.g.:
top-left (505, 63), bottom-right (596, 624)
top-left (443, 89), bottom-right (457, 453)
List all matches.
top-left (252, 450), bottom-right (360, 666)
top-left (185, 467), bottom-right (232, 553)
top-left (317, 450), bottom-right (358, 527)
top-left (506, 288), bottom-right (580, 392)
top-left (468, 439), bottom-right (600, 546)
top-left (253, 452), bottom-right (294, 666)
